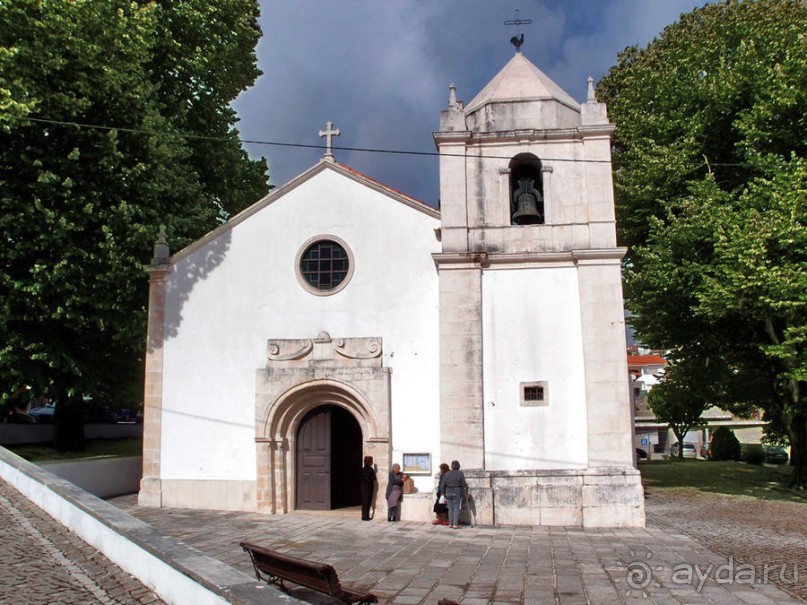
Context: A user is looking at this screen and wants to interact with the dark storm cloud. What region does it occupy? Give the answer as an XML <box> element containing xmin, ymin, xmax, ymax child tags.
<box><xmin>233</xmin><ymin>0</ymin><xmax>711</xmax><ymax>206</ymax></box>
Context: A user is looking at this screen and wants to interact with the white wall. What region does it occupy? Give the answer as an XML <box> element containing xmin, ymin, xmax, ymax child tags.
<box><xmin>482</xmin><ymin>267</ymin><xmax>589</xmax><ymax>470</ymax></box>
<box><xmin>161</xmin><ymin>167</ymin><xmax>441</xmax><ymax>484</ymax></box>
<box><xmin>40</xmin><ymin>457</ymin><xmax>142</xmax><ymax>498</ymax></box>
<box><xmin>0</xmin><ymin>449</ymin><xmax>249</xmax><ymax>605</ymax></box>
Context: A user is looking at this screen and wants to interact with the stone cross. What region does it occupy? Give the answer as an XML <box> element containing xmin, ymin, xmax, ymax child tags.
<box><xmin>318</xmin><ymin>121</ymin><xmax>341</xmax><ymax>160</ymax></box>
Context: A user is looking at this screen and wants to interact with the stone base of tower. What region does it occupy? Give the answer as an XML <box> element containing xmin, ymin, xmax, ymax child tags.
<box><xmin>458</xmin><ymin>468</ymin><xmax>645</xmax><ymax>528</ymax></box>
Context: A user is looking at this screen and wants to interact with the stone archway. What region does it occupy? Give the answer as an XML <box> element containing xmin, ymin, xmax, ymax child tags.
<box><xmin>254</xmin><ymin>332</ymin><xmax>391</xmax><ymax>514</ymax></box>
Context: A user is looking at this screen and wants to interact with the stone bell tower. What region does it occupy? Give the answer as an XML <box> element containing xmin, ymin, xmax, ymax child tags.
<box><xmin>432</xmin><ymin>51</ymin><xmax>645</xmax><ymax>527</ymax></box>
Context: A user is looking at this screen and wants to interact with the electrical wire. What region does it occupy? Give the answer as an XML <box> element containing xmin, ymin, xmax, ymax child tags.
<box><xmin>10</xmin><ymin>114</ymin><xmax>752</xmax><ymax>168</ymax></box>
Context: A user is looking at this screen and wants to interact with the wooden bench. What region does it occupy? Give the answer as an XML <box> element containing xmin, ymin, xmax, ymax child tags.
<box><xmin>240</xmin><ymin>541</ymin><xmax>377</xmax><ymax>604</ymax></box>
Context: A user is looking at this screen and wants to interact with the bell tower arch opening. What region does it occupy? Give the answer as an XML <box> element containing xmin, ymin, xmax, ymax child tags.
<box><xmin>509</xmin><ymin>153</ymin><xmax>544</xmax><ymax>225</ymax></box>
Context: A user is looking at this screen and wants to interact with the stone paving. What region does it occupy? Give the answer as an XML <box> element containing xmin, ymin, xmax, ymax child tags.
<box><xmin>645</xmin><ymin>488</ymin><xmax>807</xmax><ymax>601</ymax></box>
<box><xmin>0</xmin><ymin>479</ymin><xmax>165</xmax><ymax>605</ymax></box>
<box><xmin>3</xmin><ymin>467</ymin><xmax>804</xmax><ymax>605</ymax></box>
<box><xmin>108</xmin><ymin>495</ymin><xmax>803</xmax><ymax>605</ymax></box>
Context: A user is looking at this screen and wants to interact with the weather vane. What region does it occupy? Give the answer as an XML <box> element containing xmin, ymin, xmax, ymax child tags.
<box><xmin>504</xmin><ymin>9</ymin><xmax>532</xmax><ymax>52</ymax></box>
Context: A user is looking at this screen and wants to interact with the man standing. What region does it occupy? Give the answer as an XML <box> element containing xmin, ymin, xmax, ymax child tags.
<box><xmin>360</xmin><ymin>456</ymin><xmax>376</xmax><ymax>520</ymax></box>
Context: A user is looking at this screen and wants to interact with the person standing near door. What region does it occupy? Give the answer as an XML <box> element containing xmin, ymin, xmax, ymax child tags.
<box><xmin>385</xmin><ymin>463</ymin><xmax>406</xmax><ymax>521</ymax></box>
<box><xmin>360</xmin><ymin>456</ymin><xmax>376</xmax><ymax>520</ymax></box>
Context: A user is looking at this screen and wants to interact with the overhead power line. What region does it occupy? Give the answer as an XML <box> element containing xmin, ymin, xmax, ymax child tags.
<box><xmin>11</xmin><ymin>114</ymin><xmax>750</xmax><ymax>168</ymax></box>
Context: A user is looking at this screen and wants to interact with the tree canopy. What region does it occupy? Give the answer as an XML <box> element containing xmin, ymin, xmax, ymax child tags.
<box><xmin>598</xmin><ymin>0</ymin><xmax>806</xmax><ymax>482</ymax></box>
<box><xmin>0</xmin><ymin>0</ymin><xmax>268</xmax><ymax>426</ymax></box>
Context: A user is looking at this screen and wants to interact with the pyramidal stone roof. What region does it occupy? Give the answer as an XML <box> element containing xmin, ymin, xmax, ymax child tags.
<box><xmin>464</xmin><ymin>52</ymin><xmax>580</xmax><ymax>115</ymax></box>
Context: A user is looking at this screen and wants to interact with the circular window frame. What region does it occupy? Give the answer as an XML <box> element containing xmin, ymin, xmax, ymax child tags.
<box><xmin>294</xmin><ymin>235</ymin><xmax>355</xmax><ymax>297</ymax></box>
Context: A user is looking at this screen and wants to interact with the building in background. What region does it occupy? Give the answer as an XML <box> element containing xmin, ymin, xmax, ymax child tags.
<box><xmin>630</xmin><ymin>353</ymin><xmax>766</xmax><ymax>458</ymax></box>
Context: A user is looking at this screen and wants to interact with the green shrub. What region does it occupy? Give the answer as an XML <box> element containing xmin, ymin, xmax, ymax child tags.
<box><xmin>743</xmin><ymin>444</ymin><xmax>765</xmax><ymax>466</ymax></box>
<box><xmin>710</xmin><ymin>427</ymin><xmax>741</xmax><ymax>461</ymax></box>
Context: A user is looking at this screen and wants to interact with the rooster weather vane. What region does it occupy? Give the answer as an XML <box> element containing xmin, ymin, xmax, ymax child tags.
<box><xmin>504</xmin><ymin>9</ymin><xmax>532</xmax><ymax>52</ymax></box>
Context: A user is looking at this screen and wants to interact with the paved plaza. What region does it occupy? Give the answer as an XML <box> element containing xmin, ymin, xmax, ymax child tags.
<box><xmin>645</xmin><ymin>489</ymin><xmax>807</xmax><ymax>601</ymax></box>
<box><xmin>2</xmin><ymin>469</ymin><xmax>804</xmax><ymax>605</ymax></box>
<box><xmin>108</xmin><ymin>493</ymin><xmax>803</xmax><ymax>605</ymax></box>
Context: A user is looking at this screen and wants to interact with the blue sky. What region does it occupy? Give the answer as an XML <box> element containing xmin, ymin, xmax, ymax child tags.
<box><xmin>233</xmin><ymin>1</ymin><xmax>711</xmax><ymax>206</ymax></box>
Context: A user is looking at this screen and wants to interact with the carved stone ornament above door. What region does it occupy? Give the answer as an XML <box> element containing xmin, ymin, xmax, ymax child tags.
<box><xmin>266</xmin><ymin>332</ymin><xmax>383</xmax><ymax>368</ymax></box>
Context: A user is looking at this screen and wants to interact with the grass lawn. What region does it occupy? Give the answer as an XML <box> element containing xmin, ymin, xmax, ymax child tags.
<box><xmin>640</xmin><ymin>459</ymin><xmax>807</xmax><ymax>503</ymax></box>
<box><xmin>6</xmin><ymin>438</ymin><xmax>143</xmax><ymax>462</ymax></box>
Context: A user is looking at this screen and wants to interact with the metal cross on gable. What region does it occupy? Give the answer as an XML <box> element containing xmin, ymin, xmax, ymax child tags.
<box><xmin>504</xmin><ymin>8</ymin><xmax>532</xmax><ymax>52</ymax></box>
<box><xmin>318</xmin><ymin>121</ymin><xmax>341</xmax><ymax>160</ymax></box>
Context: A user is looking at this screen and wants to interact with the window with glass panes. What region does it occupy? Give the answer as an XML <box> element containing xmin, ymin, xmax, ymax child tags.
<box><xmin>300</xmin><ymin>240</ymin><xmax>349</xmax><ymax>290</ymax></box>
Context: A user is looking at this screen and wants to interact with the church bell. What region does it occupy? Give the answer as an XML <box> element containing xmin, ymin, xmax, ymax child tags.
<box><xmin>512</xmin><ymin>178</ymin><xmax>543</xmax><ymax>225</ymax></box>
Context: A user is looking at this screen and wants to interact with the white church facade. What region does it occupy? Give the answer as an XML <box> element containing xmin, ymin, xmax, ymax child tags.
<box><xmin>139</xmin><ymin>51</ymin><xmax>645</xmax><ymax>528</ymax></box>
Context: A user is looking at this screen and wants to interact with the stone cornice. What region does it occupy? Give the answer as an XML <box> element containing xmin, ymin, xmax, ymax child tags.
<box><xmin>433</xmin><ymin>248</ymin><xmax>627</xmax><ymax>269</ymax></box>
<box><xmin>577</xmin><ymin>124</ymin><xmax>615</xmax><ymax>137</ymax></box>
<box><xmin>433</xmin><ymin>124</ymin><xmax>615</xmax><ymax>147</ymax></box>
<box><xmin>143</xmin><ymin>263</ymin><xmax>173</xmax><ymax>282</ymax></box>
<box><xmin>572</xmin><ymin>248</ymin><xmax>627</xmax><ymax>264</ymax></box>
<box><xmin>486</xmin><ymin>251</ymin><xmax>574</xmax><ymax>268</ymax></box>
<box><xmin>432</xmin><ymin>130</ymin><xmax>472</xmax><ymax>146</ymax></box>
<box><xmin>431</xmin><ymin>252</ymin><xmax>489</xmax><ymax>269</ymax></box>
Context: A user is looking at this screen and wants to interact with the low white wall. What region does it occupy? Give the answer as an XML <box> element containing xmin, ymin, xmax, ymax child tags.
<box><xmin>0</xmin><ymin>423</ymin><xmax>142</xmax><ymax>445</ymax></box>
<box><xmin>40</xmin><ymin>456</ymin><xmax>142</xmax><ymax>498</ymax></box>
<box><xmin>0</xmin><ymin>447</ymin><xmax>296</xmax><ymax>605</ymax></box>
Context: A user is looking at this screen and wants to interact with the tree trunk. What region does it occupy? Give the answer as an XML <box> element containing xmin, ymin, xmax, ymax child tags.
<box><xmin>672</xmin><ymin>426</ymin><xmax>685</xmax><ymax>461</ymax></box>
<box><xmin>789</xmin><ymin>414</ymin><xmax>806</xmax><ymax>489</ymax></box>
<box><xmin>53</xmin><ymin>389</ymin><xmax>85</xmax><ymax>453</ymax></box>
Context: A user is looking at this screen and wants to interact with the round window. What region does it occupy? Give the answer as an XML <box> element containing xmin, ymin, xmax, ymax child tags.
<box><xmin>295</xmin><ymin>236</ymin><xmax>354</xmax><ymax>296</ymax></box>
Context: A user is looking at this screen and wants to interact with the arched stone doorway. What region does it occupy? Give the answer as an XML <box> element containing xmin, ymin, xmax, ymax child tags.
<box><xmin>296</xmin><ymin>404</ymin><xmax>363</xmax><ymax>510</ymax></box>
<box><xmin>255</xmin><ymin>378</ymin><xmax>390</xmax><ymax>514</ymax></box>
<box><xmin>254</xmin><ymin>333</ymin><xmax>391</xmax><ymax>515</ymax></box>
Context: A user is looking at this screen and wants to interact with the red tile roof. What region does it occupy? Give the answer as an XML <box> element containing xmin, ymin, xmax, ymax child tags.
<box><xmin>627</xmin><ymin>355</ymin><xmax>667</xmax><ymax>366</ymax></box>
<box><xmin>338</xmin><ymin>163</ymin><xmax>437</xmax><ymax>212</ymax></box>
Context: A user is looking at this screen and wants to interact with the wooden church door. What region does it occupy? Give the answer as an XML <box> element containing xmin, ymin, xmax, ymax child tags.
<box><xmin>296</xmin><ymin>408</ymin><xmax>332</xmax><ymax>510</ymax></box>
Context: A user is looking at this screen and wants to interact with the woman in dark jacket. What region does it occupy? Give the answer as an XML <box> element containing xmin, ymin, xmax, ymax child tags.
<box><xmin>442</xmin><ymin>460</ymin><xmax>468</xmax><ymax>529</ymax></box>
<box><xmin>433</xmin><ymin>463</ymin><xmax>450</xmax><ymax>525</ymax></box>
<box><xmin>385</xmin><ymin>463</ymin><xmax>406</xmax><ymax>521</ymax></box>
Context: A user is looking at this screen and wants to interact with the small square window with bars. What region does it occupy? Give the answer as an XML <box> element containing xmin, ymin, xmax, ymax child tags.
<box><xmin>520</xmin><ymin>381</ymin><xmax>549</xmax><ymax>407</ymax></box>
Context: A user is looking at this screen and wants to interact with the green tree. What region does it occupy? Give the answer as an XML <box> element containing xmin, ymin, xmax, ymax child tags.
<box><xmin>0</xmin><ymin>0</ymin><xmax>268</xmax><ymax>448</ymax></box>
<box><xmin>648</xmin><ymin>383</ymin><xmax>705</xmax><ymax>461</ymax></box>
<box><xmin>598</xmin><ymin>0</ymin><xmax>807</xmax><ymax>483</ymax></box>
<box><xmin>647</xmin><ymin>357</ymin><xmax>713</xmax><ymax>460</ymax></box>
<box><xmin>710</xmin><ymin>427</ymin><xmax>742</xmax><ymax>462</ymax></box>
